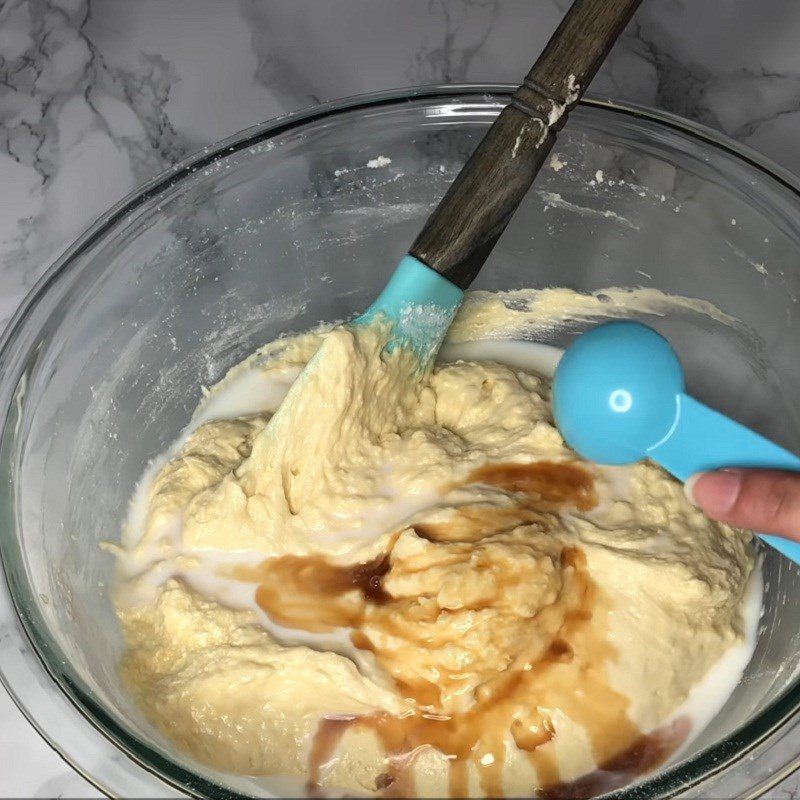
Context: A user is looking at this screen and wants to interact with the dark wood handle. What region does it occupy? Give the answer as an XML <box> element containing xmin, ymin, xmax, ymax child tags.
<box><xmin>410</xmin><ymin>0</ymin><xmax>643</xmax><ymax>289</ymax></box>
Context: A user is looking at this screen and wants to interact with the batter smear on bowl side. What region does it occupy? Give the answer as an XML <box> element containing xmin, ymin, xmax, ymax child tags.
<box><xmin>115</xmin><ymin>289</ymin><xmax>758</xmax><ymax>798</ymax></box>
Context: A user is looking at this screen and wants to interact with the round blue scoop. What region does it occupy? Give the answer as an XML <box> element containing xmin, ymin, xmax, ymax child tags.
<box><xmin>553</xmin><ymin>320</ymin><xmax>800</xmax><ymax>564</ymax></box>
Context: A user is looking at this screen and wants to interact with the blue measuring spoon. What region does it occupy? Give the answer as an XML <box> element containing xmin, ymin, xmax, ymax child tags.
<box><xmin>552</xmin><ymin>320</ymin><xmax>800</xmax><ymax>564</ymax></box>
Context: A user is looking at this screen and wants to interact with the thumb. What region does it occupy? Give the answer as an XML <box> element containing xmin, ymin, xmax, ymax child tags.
<box><xmin>686</xmin><ymin>469</ymin><xmax>800</xmax><ymax>540</ymax></box>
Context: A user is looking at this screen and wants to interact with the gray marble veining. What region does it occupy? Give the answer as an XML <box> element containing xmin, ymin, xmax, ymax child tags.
<box><xmin>2</xmin><ymin>0</ymin><xmax>800</xmax><ymax>796</ymax></box>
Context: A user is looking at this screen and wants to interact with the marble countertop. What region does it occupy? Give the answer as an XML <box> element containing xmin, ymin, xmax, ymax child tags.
<box><xmin>2</xmin><ymin>0</ymin><xmax>800</xmax><ymax>796</ymax></box>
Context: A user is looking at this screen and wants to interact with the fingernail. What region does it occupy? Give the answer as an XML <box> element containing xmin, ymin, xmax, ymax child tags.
<box><xmin>686</xmin><ymin>470</ymin><xmax>743</xmax><ymax>515</ymax></box>
<box><xmin>684</xmin><ymin>473</ymin><xmax>702</xmax><ymax>506</ymax></box>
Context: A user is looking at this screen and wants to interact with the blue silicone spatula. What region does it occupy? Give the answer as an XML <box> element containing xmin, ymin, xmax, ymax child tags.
<box><xmin>259</xmin><ymin>0</ymin><xmax>645</xmax><ymax>444</ymax></box>
<box><xmin>347</xmin><ymin>0</ymin><xmax>643</xmax><ymax>364</ymax></box>
<box><xmin>552</xmin><ymin>320</ymin><xmax>800</xmax><ymax>564</ymax></box>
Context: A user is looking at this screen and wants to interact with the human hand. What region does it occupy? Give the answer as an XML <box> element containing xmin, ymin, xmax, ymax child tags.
<box><xmin>686</xmin><ymin>470</ymin><xmax>800</xmax><ymax>539</ymax></box>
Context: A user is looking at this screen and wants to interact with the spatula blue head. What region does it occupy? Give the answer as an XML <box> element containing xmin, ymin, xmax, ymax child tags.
<box><xmin>352</xmin><ymin>256</ymin><xmax>464</xmax><ymax>367</ymax></box>
<box><xmin>552</xmin><ymin>320</ymin><xmax>800</xmax><ymax>563</ymax></box>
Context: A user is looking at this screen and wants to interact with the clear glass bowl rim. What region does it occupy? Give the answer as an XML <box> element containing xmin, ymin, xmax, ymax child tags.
<box><xmin>1</xmin><ymin>84</ymin><xmax>800</xmax><ymax>799</ymax></box>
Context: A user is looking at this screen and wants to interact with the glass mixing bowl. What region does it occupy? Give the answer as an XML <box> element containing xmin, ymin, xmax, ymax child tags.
<box><xmin>2</xmin><ymin>86</ymin><xmax>800</xmax><ymax>799</ymax></box>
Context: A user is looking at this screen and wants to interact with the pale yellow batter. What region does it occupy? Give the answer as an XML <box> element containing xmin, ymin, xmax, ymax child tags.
<box><xmin>116</xmin><ymin>288</ymin><xmax>754</xmax><ymax>798</ymax></box>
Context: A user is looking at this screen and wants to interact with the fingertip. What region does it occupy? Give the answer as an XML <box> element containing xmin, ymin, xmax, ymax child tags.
<box><xmin>686</xmin><ymin>470</ymin><xmax>744</xmax><ymax>516</ymax></box>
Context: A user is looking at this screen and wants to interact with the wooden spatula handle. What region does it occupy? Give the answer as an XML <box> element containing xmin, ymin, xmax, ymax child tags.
<box><xmin>409</xmin><ymin>0</ymin><xmax>643</xmax><ymax>289</ymax></box>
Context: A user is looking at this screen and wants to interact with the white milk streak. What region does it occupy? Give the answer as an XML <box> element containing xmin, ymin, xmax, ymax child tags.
<box><xmin>440</xmin><ymin>339</ymin><xmax>563</xmax><ymax>377</ymax></box>
<box><xmin>668</xmin><ymin>563</ymin><xmax>763</xmax><ymax>739</ymax></box>
<box><xmin>193</xmin><ymin>366</ymin><xmax>302</xmax><ymax>428</ymax></box>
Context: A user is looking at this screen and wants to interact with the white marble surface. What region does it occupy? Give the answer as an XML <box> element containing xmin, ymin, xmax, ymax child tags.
<box><xmin>2</xmin><ymin>0</ymin><xmax>800</xmax><ymax>796</ymax></box>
